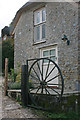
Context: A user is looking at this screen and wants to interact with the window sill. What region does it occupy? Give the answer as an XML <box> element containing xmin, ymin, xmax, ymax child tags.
<box><xmin>33</xmin><ymin>40</ymin><xmax>46</xmax><ymax>45</ymax></box>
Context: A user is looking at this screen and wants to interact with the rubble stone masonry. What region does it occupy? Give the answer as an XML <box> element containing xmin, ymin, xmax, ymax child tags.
<box><xmin>14</xmin><ymin>2</ymin><xmax>79</xmax><ymax>92</ymax></box>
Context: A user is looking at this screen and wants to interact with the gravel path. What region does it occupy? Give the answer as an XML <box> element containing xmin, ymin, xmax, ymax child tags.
<box><xmin>0</xmin><ymin>77</ymin><xmax>40</xmax><ymax>119</ymax></box>
<box><xmin>0</xmin><ymin>76</ymin><xmax>2</xmax><ymax>119</ymax></box>
<box><xmin>0</xmin><ymin>88</ymin><xmax>2</xmax><ymax>119</ymax></box>
<box><xmin>2</xmin><ymin>95</ymin><xmax>39</xmax><ymax>118</ymax></box>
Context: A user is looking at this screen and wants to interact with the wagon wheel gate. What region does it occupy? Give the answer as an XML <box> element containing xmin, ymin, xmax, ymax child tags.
<box><xmin>27</xmin><ymin>58</ymin><xmax>64</xmax><ymax>110</ymax></box>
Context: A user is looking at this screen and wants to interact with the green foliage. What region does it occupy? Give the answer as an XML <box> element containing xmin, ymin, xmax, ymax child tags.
<box><xmin>2</xmin><ymin>38</ymin><xmax>14</xmax><ymax>73</ymax></box>
<box><xmin>8</xmin><ymin>68</ymin><xmax>33</xmax><ymax>89</ymax></box>
<box><xmin>47</xmin><ymin>112</ymin><xmax>67</xmax><ymax>118</ymax></box>
<box><xmin>46</xmin><ymin>112</ymin><xmax>80</xmax><ymax>119</ymax></box>
<box><xmin>8</xmin><ymin>68</ymin><xmax>17</xmax><ymax>82</ymax></box>
<box><xmin>8</xmin><ymin>81</ymin><xmax>21</xmax><ymax>89</ymax></box>
<box><xmin>16</xmin><ymin>96</ymin><xmax>20</xmax><ymax>102</ymax></box>
<box><xmin>16</xmin><ymin>94</ymin><xmax>21</xmax><ymax>102</ymax></box>
<box><xmin>8</xmin><ymin>65</ymin><xmax>21</xmax><ymax>89</ymax></box>
<box><xmin>32</xmin><ymin>109</ymin><xmax>80</xmax><ymax>119</ymax></box>
<box><xmin>8</xmin><ymin>67</ymin><xmax>21</xmax><ymax>89</ymax></box>
<box><xmin>16</xmin><ymin>67</ymin><xmax>21</xmax><ymax>83</ymax></box>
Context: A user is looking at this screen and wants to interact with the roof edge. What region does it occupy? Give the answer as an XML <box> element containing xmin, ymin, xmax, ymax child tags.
<box><xmin>10</xmin><ymin>2</ymin><xmax>33</xmax><ymax>34</ymax></box>
<box><xmin>10</xmin><ymin>0</ymin><xmax>78</xmax><ymax>34</ymax></box>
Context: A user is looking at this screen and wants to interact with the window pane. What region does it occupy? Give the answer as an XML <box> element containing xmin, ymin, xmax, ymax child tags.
<box><xmin>37</xmin><ymin>26</ymin><xmax>40</xmax><ymax>40</ymax></box>
<box><xmin>50</xmin><ymin>49</ymin><xmax>55</xmax><ymax>56</ymax></box>
<box><xmin>42</xmin><ymin>9</ymin><xmax>46</xmax><ymax>21</ymax></box>
<box><xmin>43</xmin><ymin>59</ymin><xmax>49</xmax><ymax>63</ymax></box>
<box><xmin>37</xmin><ymin>12</ymin><xmax>40</xmax><ymax>24</ymax></box>
<box><xmin>50</xmin><ymin>56</ymin><xmax>56</xmax><ymax>62</ymax></box>
<box><xmin>34</xmin><ymin>27</ymin><xmax>36</xmax><ymax>41</ymax></box>
<box><xmin>42</xmin><ymin>24</ymin><xmax>45</xmax><ymax>39</ymax></box>
<box><xmin>43</xmin><ymin>51</ymin><xmax>48</xmax><ymax>57</ymax></box>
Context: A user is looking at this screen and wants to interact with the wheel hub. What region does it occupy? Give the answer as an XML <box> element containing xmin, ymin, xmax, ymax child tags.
<box><xmin>40</xmin><ymin>81</ymin><xmax>47</xmax><ymax>86</ymax></box>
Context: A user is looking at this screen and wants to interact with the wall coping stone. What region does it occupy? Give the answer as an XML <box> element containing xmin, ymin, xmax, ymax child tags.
<box><xmin>7</xmin><ymin>89</ymin><xmax>21</xmax><ymax>92</ymax></box>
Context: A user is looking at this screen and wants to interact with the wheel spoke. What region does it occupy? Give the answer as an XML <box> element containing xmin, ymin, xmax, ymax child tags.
<box><xmin>45</xmin><ymin>87</ymin><xmax>48</xmax><ymax>94</ymax></box>
<box><xmin>45</xmin><ymin>60</ymin><xmax>50</xmax><ymax>81</ymax></box>
<box><xmin>28</xmin><ymin>58</ymin><xmax>64</xmax><ymax>109</ymax></box>
<box><xmin>31</xmin><ymin>82</ymin><xmax>40</xmax><ymax>85</ymax></box>
<box><xmin>45</xmin><ymin>66</ymin><xmax>56</xmax><ymax>81</ymax></box>
<box><xmin>29</xmin><ymin>85</ymin><xmax>41</xmax><ymax>92</ymax></box>
<box><xmin>47</xmin><ymin>74</ymin><xmax>60</xmax><ymax>83</ymax></box>
<box><xmin>44</xmin><ymin>86</ymin><xmax>51</xmax><ymax>95</ymax></box>
<box><xmin>42</xmin><ymin>59</ymin><xmax>44</xmax><ymax>81</ymax></box>
<box><xmin>47</xmin><ymin>83</ymin><xmax>62</xmax><ymax>86</ymax></box>
<box><xmin>41</xmin><ymin>86</ymin><xmax>44</xmax><ymax>94</ymax></box>
<box><xmin>47</xmin><ymin>86</ymin><xmax>60</xmax><ymax>96</ymax></box>
<box><xmin>37</xmin><ymin>61</ymin><xmax>43</xmax><ymax>79</ymax></box>
<box><xmin>36</xmin><ymin>86</ymin><xmax>41</xmax><ymax>94</ymax></box>
<box><xmin>30</xmin><ymin>73</ymin><xmax>39</xmax><ymax>81</ymax></box>
<box><xmin>32</xmin><ymin>67</ymin><xmax>41</xmax><ymax>82</ymax></box>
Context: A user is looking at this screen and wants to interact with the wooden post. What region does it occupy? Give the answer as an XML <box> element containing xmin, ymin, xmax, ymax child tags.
<box><xmin>21</xmin><ymin>64</ymin><xmax>28</xmax><ymax>106</ymax></box>
<box><xmin>4</xmin><ymin>58</ymin><xmax>8</xmax><ymax>96</ymax></box>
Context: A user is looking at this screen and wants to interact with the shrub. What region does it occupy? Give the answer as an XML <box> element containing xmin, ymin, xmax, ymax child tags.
<box><xmin>8</xmin><ymin>66</ymin><xmax>33</xmax><ymax>89</ymax></box>
<box><xmin>8</xmin><ymin>82</ymin><xmax>21</xmax><ymax>89</ymax></box>
<box><xmin>2</xmin><ymin>38</ymin><xmax>14</xmax><ymax>73</ymax></box>
<box><xmin>8</xmin><ymin>68</ymin><xmax>17</xmax><ymax>82</ymax></box>
<box><xmin>16</xmin><ymin>68</ymin><xmax>21</xmax><ymax>83</ymax></box>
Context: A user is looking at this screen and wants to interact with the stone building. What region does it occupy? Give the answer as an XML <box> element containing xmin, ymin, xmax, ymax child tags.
<box><xmin>0</xmin><ymin>37</ymin><xmax>2</xmax><ymax>74</ymax></box>
<box><xmin>11</xmin><ymin>1</ymin><xmax>80</xmax><ymax>92</ymax></box>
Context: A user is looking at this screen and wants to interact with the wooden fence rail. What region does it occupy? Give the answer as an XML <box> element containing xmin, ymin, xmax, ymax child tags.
<box><xmin>4</xmin><ymin>58</ymin><xmax>8</xmax><ymax>96</ymax></box>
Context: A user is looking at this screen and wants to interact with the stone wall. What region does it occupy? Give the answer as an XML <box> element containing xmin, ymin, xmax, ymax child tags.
<box><xmin>7</xmin><ymin>90</ymin><xmax>80</xmax><ymax>113</ymax></box>
<box><xmin>78</xmin><ymin>3</ymin><xmax>80</xmax><ymax>84</ymax></box>
<box><xmin>14</xmin><ymin>2</ymin><xmax>78</xmax><ymax>92</ymax></box>
<box><xmin>0</xmin><ymin>37</ymin><xmax>2</xmax><ymax>74</ymax></box>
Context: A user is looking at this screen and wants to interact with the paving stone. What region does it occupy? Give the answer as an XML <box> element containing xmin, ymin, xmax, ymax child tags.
<box><xmin>2</xmin><ymin>94</ymin><xmax>39</xmax><ymax>118</ymax></box>
<box><xmin>5</xmin><ymin>104</ymin><xmax>21</xmax><ymax>110</ymax></box>
<box><xmin>0</xmin><ymin>79</ymin><xmax>2</xmax><ymax>120</ymax></box>
<box><xmin>0</xmin><ymin>77</ymin><xmax>39</xmax><ymax>118</ymax></box>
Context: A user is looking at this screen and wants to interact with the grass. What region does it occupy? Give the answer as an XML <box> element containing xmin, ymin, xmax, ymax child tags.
<box><xmin>31</xmin><ymin>108</ymin><xmax>80</xmax><ymax>119</ymax></box>
<box><xmin>47</xmin><ymin>112</ymin><xmax>79</xmax><ymax>119</ymax></box>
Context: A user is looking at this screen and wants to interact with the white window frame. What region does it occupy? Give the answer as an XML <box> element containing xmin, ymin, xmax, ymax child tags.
<box><xmin>34</xmin><ymin>7</ymin><xmax>46</xmax><ymax>43</ymax></box>
<box><xmin>40</xmin><ymin>46</ymin><xmax>59</xmax><ymax>88</ymax></box>
<box><xmin>40</xmin><ymin>46</ymin><xmax>58</xmax><ymax>65</ymax></box>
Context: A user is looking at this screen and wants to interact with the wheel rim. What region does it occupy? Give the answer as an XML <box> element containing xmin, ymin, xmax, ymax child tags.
<box><xmin>28</xmin><ymin>58</ymin><xmax>64</xmax><ymax>110</ymax></box>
